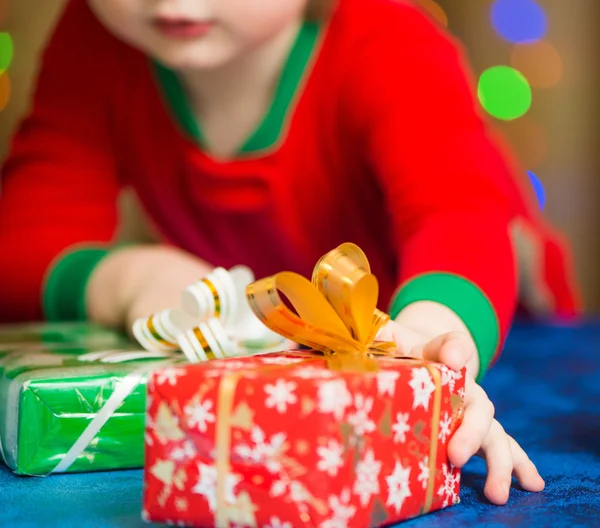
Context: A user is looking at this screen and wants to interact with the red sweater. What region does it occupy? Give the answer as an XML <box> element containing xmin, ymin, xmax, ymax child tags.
<box><xmin>0</xmin><ymin>0</ymin><xmax>570</xmax><ymax>377</ymax></box>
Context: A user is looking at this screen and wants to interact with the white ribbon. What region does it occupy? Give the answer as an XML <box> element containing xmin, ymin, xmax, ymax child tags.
<box><xmin>51</xmin><ymin>355</ymin><xmax>179</xmax><ymax>474</ymax></box>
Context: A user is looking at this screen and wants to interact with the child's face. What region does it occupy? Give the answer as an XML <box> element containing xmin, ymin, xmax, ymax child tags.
<box><xmin>88</xmin><ymin>0</ymin><xmax>309</xmax><ymax>70</ymax></box>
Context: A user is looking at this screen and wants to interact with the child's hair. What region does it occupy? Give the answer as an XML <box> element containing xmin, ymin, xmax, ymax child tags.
<box><xmin>305</xmin><ymin>0</ymin><xmax>336</xmax><ymax>21</ymax></box>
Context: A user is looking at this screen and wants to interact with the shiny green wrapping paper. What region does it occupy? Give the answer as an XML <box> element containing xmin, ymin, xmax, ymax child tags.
<box><xmin>0</xmin><ymin>323</ymin><xmax>172</xmax><ymax>475</ymax></box>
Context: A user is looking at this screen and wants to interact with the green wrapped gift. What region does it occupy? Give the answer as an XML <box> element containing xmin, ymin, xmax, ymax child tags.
<box><xmin>0</xmin><ymin>323</ymin><xmax>178</xmax><ymax>475</ymax></box>
<box><xmin>0</xmin><ymin>322</ymin><xmax>133</xmax><ymax>352</ymax></box>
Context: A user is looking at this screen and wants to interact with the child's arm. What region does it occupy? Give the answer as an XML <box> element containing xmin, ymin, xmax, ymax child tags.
<box><xmin>0</xmin><ymin>1</ymin><xmax>123</xmax><ymax>322</ymax></box>
<box><xmin>345</xmin><ymin>2</ymin><xmax>517</xmax><ymax>381</ymax></box>
<box><xmin>0</xmin><ymin>1</ymin><xmax>205</xmax><ymax>325</ymax></box>
<box><xmin>344</xmin><ymin>2</ymin><xmax>542</xmax><ymax>503</ymax></box>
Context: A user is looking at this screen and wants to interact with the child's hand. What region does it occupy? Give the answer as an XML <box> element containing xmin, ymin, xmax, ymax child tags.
<box><xmin>87</xmin><ymin>245</ymin><xmax>213</xmax><ymax>330</ymax></box>
<box><xmin>378</xmin><ymin>315</ymin><xmax>545</xmax><ymax>505</ymax></box>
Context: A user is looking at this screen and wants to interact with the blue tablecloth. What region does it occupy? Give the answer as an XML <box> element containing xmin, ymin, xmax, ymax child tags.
<box><xmin>3</xmin><ymin>321</ymin><xmax>600</xmax><ymax>527</ymax></box>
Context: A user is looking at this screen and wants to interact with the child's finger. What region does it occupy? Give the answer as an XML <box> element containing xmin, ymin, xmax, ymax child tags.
<box><xmin>481</xmin><ymin>420</ymin><xmax>513</xmax><ymax>505</ymax></box>
<box><xmin>418</xmin><ymin>332</ymin><xmax>474</xmax><ymax>371</ymax></box>
<box><xmin>376</xmin><ymin>321</ymin><xmax>425</xmax><ymax>357</ymax></box>
<box><xmin>447</xmin><ymin>378</ymin><xmax>494</xmax><ymax>468</ymax></box>
<box><xmin>509</xmin><ymin>436</ymin><xmax>545</xmax><ymax>492</ymax></box>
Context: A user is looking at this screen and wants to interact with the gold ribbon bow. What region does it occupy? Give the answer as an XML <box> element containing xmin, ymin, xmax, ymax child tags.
<box><xmin>214</xmin><ymin>243</ymin><xmax>447</xmax><ymax>526</ymax></box>
<box><xmin>246</xmin><ymin>243</ymin><xmax>397</xmax><ymax>371</ymax></box>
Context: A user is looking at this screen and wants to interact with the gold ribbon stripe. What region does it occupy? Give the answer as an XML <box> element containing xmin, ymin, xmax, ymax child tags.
<box><xmin>201</xmin><ymin>278</ymin><xmax>222</xmax><ymax>318</ymax></box>
<box><xmin>216</xmin><ymin>372</ymin><xmax>241</xmax><ymax>528</ymax></box>
<box><xmin>146</xmin><ymin>318</ymin><xmax>174</xmax><ymax>347</ymax></box>
<box><xmin>192</xmin><ymin>327</ymin><xmax>218</xmax><ymax>361</ymax></box>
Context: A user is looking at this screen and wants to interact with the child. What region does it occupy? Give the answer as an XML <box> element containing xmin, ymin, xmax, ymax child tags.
<box><xmin>0</xmin><ymin>0</ymin><xmax>567</xmax><ymax>505</ymax></box>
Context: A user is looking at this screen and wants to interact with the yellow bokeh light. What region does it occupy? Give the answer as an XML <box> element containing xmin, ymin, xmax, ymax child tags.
<box><xmin>510</xmin><ymin>40</ymin><xmax>563</xmax><ymax>89</ymax></box>
<box><xmin>416</xmin><ymin>0</ymin><xmax>448</xmax><ymax>27</ymax></box>
<box><xmin>0</xmin><ymin>73</ymin><xmax>11</xmax><ymax>112</ymax></box>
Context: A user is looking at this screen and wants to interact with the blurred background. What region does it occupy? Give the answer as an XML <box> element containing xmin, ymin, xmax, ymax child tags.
<box><xmin>1</xmin><ymin>0</ymin><xmax>599</xmax><ymax>310</ymax></box>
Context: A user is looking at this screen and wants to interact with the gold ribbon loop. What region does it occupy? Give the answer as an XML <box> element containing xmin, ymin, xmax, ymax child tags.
<box><xmin>246</xmin><ymin>243</ymin><xmax>397</xmax><ymax>367</ymax></box>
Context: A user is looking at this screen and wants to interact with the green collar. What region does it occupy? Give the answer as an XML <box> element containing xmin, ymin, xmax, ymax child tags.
<box><xmin>152</xmin><ymin>22</ymin><xmax>321</xmax><ymax>157</ymax></box>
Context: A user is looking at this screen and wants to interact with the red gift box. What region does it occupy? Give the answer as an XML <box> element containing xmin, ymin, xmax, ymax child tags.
<box><xmin>142</xmin><ymin>351</ymin><xmax>465</xmax><ymax>527</ymax></box>
<box><xmin>143</xmin><ymin>243</ymin><xmax>467</xmax><ymax>526</ymax></box>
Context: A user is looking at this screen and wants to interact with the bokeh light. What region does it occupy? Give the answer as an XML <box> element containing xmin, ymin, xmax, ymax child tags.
<box><xmin>510</xmin><ymin>40</ymin><xmax>563</xmax><ymax>89</ymax></box>
<box><xmin>478</xmin><ymin>66</ymin><xmax>532</xmax><ymax>121</ymax></box>
<box><xmin>416</xmin><ymin>0</ymin><xmax>448</xmax><ymax>27</ymax></box>
<box><xmin>527</xmin><ymin>171</ymin><xmax>546</xmax><ymax>210</ymax></box>
<box><xmin>491</xmin><ymin>0</ymin><xmax>547</xmax><ymax>44</ymax></box>
<box><xmin>0</xmin><ymin>73</ymin><xmax>10</xmax><ymax>112</ymax></box>
<box><xmin>0</xmin><ymin>33</ymin><xmax>13</xmax><ymax>75</ymax></box>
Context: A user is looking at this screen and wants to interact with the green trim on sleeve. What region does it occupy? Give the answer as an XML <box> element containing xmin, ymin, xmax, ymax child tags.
<box><xmin>43</xmin><ymin>248</ymin><xmax>110</xmax><ymax>322</ymax></box>
<box><xmin>389</xmin><ymin>272</ymin><xmax>500</xmax><ymax>383</ymax></box>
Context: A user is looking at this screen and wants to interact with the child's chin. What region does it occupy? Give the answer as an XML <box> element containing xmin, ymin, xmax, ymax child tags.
<box><xmin>151</xmin><ymin>40</ymin><xmax>237</xmax><ymax>71</ymax></box>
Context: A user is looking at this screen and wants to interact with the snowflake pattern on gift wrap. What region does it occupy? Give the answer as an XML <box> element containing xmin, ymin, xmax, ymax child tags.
<box><xmin>438</xmin><ymin>412</ymin><xmax>452</xmax><ymax>444</ymax></box>
<box><xmin>317</xmin><ymin>379</ymin><xmax>353</xmax><ymax>420</ymax></box>
<box><xmin>226</xmin><ymin>492</ymin><xmax>259</xmax><ymax>528</ymax></box>
<box><xmin>409</xmin><ymin>367</ymin><xmax>436</xmax><ymax>411</ymax></box>
<box><xmin>265</xmin><ymin>379</ymin><xmax>298</xmax><ymax>413</ymax></box>
<box><xmin>269</xmin><ymin>475</ymin><xmax>311</xmax><ymax>503</ymax></box>
<box><xmin>386</xmin><ymin>461</ymin><xmax>412</xmax><ymax>513</ymax></box>
<box><xmin>165</xmin><ymin>520</ymin><xmax>186</xmax><ymax>527</ymax></box>
<box><xmin>264</xmin><ymin>517</ymin><xmax>293</xmax><ymax>528</ymax></box>
<box><xmin>376</xmin><ymin>370</ymin><xmax>400</xmax><ymax>397</ymax></box>
<box><xmin>256</xmin><ymin>356</ymin><xmax>305</xmax><ymax>365</ymax></box>
<box><xmin>320</xmin><ymin>488</ymin><xmax>357</xmax><ymax>528</ymax></box>
<box><xmin>174</xmin><ymin>497</ymin><xmax>188</xmax><ymax>512</ymax></box>
<box><xmin>391</xmin><ymin>412</ymin><xmax>410</xmax><ymax>444</ymax></box>
<box><xmin>192</xmin><ymin>462</ymin><xmax>240</xmax><ymax>512</ymax></box>
<box><xmin>155</xmin><ymin>367</ymin><xmax>185</xmax><ymax>386</ymax></box>
<box><xmin>235</xmin><ymin>426</ymin><xmax>287</xmax><ymax>475</ymax></box>
<box><xmin>347</xmin><ymin>394</ymin><xmax>375</xmax><ymax>436</ymax></box>
<box><xmin>211</xmin><ymin>360</ymin><xmax>251</xmax><ymax>371</ymax></box>
<box><xmin>353</xmin><ymin>449</ymin><xmax>382</xmax><ymax>507</ymax></box>
<box><xmin>417</xmin><ymin>456</ymin><xmax>429</xmax><ymax>490</ymax></box>
<box><xmin>293</xmin><ymin>366</ymin><xmax>334</xmax><ymax>379</ymax></box>
<box><xmin>145</xmin><ymin>425</ymin><xmax>154</xmax><ymax>447</ymax></box>
<box><xmin>184</xmin><ymin>397</ymin><xmax>216</xmax><ymax>432</ymax></box>
<box><xmin>317</xmin><ymin>439</ymin><xmax>344</xmax><ymax>477</ymax></box>
<box><xmin>289</xmin><ymin>481</ymin><xmax>312</xmax><ymax>503</ymax></box>
<box><xmin>146</xmin><ymin>391</ymin><xmax>154</xmax><ymax>412</ymax></box>
<box><xmin>170</xmin><ymin>440</ymin><xmax>197</xmax><ymax>463</ymax></box>
<box><xmin>270</xmin><ymin>478</ymin><xmax>288</xmax><ymax>498</ymax></box>
<box><xmin>439</xmin><ymin>365</ymin><xmax>462</xmax><ymax>394</ymax></box>
<box><xmin>437</xmin><ymin>463</ymin><xmax>460</xmax><ymax>507</ymax></box>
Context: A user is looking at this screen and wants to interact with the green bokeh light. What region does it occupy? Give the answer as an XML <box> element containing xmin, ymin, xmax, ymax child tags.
<box><xmin>0</xmin><ymin>33</ymin><xmax>13</xmax><ymax>74</ymax></box>
<box><xmin>477</xmin><ymin>65</ymin><xmax>532</xmax><ymax>121</ymax></box>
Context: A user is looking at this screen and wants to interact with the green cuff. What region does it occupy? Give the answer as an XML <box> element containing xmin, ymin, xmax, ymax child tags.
<box><xmin>389</xmin><ymin>273</ymin><xmax>500</xmax><ymax>383</ymax></box>
<box><xmin>43</xmin><ymin>247</ymin><xmax>110</xmax><ymax>322</ymax></box>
